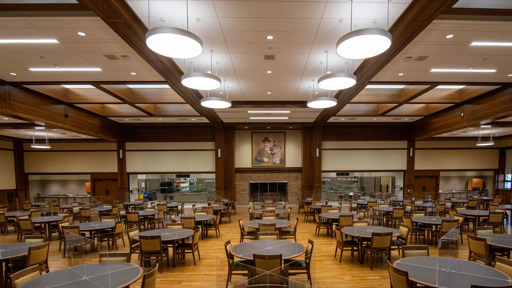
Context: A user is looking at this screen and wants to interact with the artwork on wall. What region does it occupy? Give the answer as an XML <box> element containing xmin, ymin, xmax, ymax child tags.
<box><xmin>252</xmin><ymin>132</ymin><xmax>285</xmax><ymax>167</ymax></box>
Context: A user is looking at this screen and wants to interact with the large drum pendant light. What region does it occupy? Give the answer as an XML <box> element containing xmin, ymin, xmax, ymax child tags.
<box><xmin>182</xmin><ymin>50</ymin><xmax>222</xmax><ymax>90</ymax></box>
<box><xmin>318</xmin><ymin>51</ymin><xmax>356</xmax><ymax>90</ymax></box>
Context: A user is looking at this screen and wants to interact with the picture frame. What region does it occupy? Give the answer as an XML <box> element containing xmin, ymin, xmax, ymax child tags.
<box><xmin>252</xmin><ymin>132</ymin><xmax>286</xmax><ymax>167</ymax></box>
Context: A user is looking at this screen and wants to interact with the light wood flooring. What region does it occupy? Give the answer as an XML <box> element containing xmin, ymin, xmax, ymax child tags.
<box><xmin>1</xmin><ymin>207</ymin><xmax>510</xmax><ymax>288</ymax></box>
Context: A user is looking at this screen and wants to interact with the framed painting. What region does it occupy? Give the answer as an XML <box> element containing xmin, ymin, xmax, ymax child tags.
<box><xmin>252</xmin><ymin>132</ymin><xmax>285</xmax><ymax>167</ymax></box>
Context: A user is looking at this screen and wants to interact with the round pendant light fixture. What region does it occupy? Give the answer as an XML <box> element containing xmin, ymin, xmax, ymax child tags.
<box><xmin>336</xmin><ymin>0</ymin><xmax>392</xmax><ymax>60</ymax></box>
<box><xmin>307</xmin><ymin>80</ymin><xmax>338</xmax><ymax>109</ymax></box>
<box><xmin>31</xmin><ymin>133</ymin><xmax>51</xmax><ymax>149</ymax></box>
<box><xmin>200</xmin><ymin>80</ymin><xmax>231</xmax><ymax>109</ymax></box>
<box><xmin>318</xmin><ymin>51</ymin><xmax>356</xmax><ymax>90</ymax></box>
<box><xmin>182</xmin><ymin>50</ymin><xmax>222</xmax><ymax>90</ymax></box>
<box><xmin>145</xmin><ymin>0</ymin><xmax>203</xmax><ymax>59</ymax></box>
<box><xmin>146</xmin><ymin>26</ymin><xmax>203</xmax><ymax>59</ymax></box>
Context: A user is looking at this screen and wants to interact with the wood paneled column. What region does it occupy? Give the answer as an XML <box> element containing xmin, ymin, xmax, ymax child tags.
<box><xmin>302</xmin><ymin>126</ymin><xmax>322</xmax><ymax>200</ymax></box>
<box><xmin>117</xmin><ymin>141</ymin><xmax>128</xmax><ymax>202</ymax></box>
<box><xmin>13</xmin><ymin>140</ymin><xmax>28</xmax><ymax>203</ymax></box>
<box><xmin>215</xmin><ymin>127</ymin><xmax>235</xmax><ymax>201</ymax></box>
<box><xmin>404</xmin><ymin>140</ymin><xmax>415</xmax><ymax>199</ymax></box>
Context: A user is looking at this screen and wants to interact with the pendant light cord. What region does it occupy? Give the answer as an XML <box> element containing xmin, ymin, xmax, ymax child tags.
<box><xmin>350</xmin><ymin>0</ymin><xmax>353</xmax><ymax>32</ymax></box>
<box><xmin>186</xmin><ymin>0</ymin><xmax>189</xmax><ymax>31</ymax></box>
<box><xmin>210</xmin><ymin>50</ymin><xmax>214</xmax><ymax>73</ymax></box>
<box><xmin>387</xmin><ymin>0</ymin><xmax>390</xmax><ymax>30</ymax></box>
<box><xmin>325</xmin><ymin>50</ymin><xmax>329</xmax><ymax>73</ymax></box>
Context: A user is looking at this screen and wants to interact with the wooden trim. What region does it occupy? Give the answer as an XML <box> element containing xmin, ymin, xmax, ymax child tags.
<box><xmin>117</xmin><ymin>142</ymin><xmax>128</xmax><ymax>202</ymax></box>
<box><xmin>13</xmin><ymin>141</ymin><xmax>28</xmax><ymax>202</ymax></box>
<box><xmin>0</xmin><ymin>148</ymin><xmax>13</xmax><ymax>152</ymax></box>
<box><xmin>231</xmin><ymin>101</ymin><xmax>308</xmax><ymax>108</ymax></box>
<box><xmin>322</xmin><ymin>170</ymin><xmax>406</xmax><ymax>172</ymax></box>
<box><xmin>314</xmin><ymin>0</ymin><xmax>460</xmax><ymax>124</ymax></box>
<box><xmin>125</xmin><ymin>149</ymin><xmax>215</xmax><ymax>152</ymax></box>
<box><xmin>236</xmin><ymin>167</ymin><xmax>302</xmax><ymax>173</ymax></box>
<box><xmin>24</xmin><ymin>150</ymin><xmax>117</xmax><ymax>153</ymax></box>
<box><xmin>322</xmin><ymin>148</ymin><xmax>407</xmax><ymax>151</ymax></box>
<box><xmin>122</xmin><ymin>125</ymin><xmax>215</xmax><ymax>142</ymax></box>
<box><xmin>126</xmin><ymin>171</ymin><xmax>215</xmax><ymax>175</ymax></box>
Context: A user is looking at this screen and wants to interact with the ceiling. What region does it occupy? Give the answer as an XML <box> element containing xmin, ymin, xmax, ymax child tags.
<box><xmin>0</xmin><ymin>0</ymin><xmax>511</xmax><ymax>141</ymax></box>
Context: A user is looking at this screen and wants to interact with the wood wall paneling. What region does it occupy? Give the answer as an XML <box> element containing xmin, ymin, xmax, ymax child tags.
<box><xmin>322</xmin><ymin>124</ymin><xmax>410</xmax><ymax>141</ymax></box>
<box><xmin>117</xmin><ymin>141</ymin><xmax>128</xmax><ymax>202</ymax></box>
<box><xmin>215</xmin><ymin>127</ymin><xmax>235</xmax><ymax>201</ymax></box>
<box><xmin>13</xmin><ymin>141</ymin><xmax>28</xmax><ymax>202</ymax></box>
<box><xmin>122</xmin><ymin>125</ymin><xmax>215</xmax><ymax>142</ymax></box>
<box><xmin>404</xmin><ymin>140</ymin><xmax>415</xmax><ymax>199</ymax></box>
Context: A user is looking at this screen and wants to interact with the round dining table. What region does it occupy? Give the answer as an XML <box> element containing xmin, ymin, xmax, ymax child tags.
<box><xmin>412</xmin><ymin>216</ymin><xmax>452</xmax><ymax>245</ymax></box>
<box><xmin>76</xmin><ymin>221</ymin><xmax>115</xmax><ymax>250</ymax></box>
<box><xmin>253</xmin><ymin>208</ymin><xmax>287</xmax><ymax>215</ymax></box>
<box><xmin>174</xmin><ymin>214</ymin><xmax>215</xmax><ymax>222</ymax></box>
<box><xmin>231</xmin><ymin>240</ymin><xmax>305</xmax><ymax>260</ymax></box>
<box><xmin>5</xmin><ymin>211</ymin><xmax>31</xmax><ymax>218</ymax></box>
<box><xmin>31</xmin><ymin>215</ymin><xmax>63</xmax><ymax>241</ymax></box>
<box><xmin>456</xmin><ymin>209</ymin><xmax>489</xmax><ymax>232</ymax></box>
<box><xmin>394</xmin><ymin>256</ymin><xmax>511</xmax><ymax>288</ymax></box>
<box><xmin>0</xmin><ymin>242</ymin><xmax>41</xmax><ymax>288</ymax></box>
<box><xmin>319</xmin><ymin>212</ymin><xmax>357</xmax><ymax>220</ymax></box>
<box><xmin>22</xmin><ymin>262</ymin><xmax>143</xmax><ymax>288</ymax></box>
<box><xmin>245</xmin><ymin>219</ymin><xmax>292</xmax><ymax>229</ymax></box>
<box><xmin>481</xmin><ymin>234</ymin><xmax>512</xmax><ymax>250</ymax></box>
<box><xmin>133</xmin><ymin>228</ymin><xmax>194</xmax><ymax>267</ymax></box>
<box><xmin>342</xmin><ymin>225</ymin><xmax>400</xmax><ymax>264</ymax></box>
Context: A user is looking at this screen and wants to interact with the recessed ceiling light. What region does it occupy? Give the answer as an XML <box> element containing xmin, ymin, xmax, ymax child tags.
<box><xmin>0</xmin><ymin>39</ymin><xmax>58</xmax><ymax>44</ymax></box>
<box><xmin>77</xmin><ymin>32</ymin><xmax>86</xmax><ymax>36</ymax></box>
<box><xmin>131</xmin><ymin>72</ymin><xmax>136</xmax><ymax>75</ymax></box>
<box><xmin>404</xmin><ymin>118</ymin><xmax>408</xmax><ymax>120</ymax></box>
<box><xmin>480</xmin><ymin>125</ymin><xmax>491</xmax><ymax>128</ymax></box>
<box><xmin>2</xmin><ymin>117</ymin><xmax>8</xmax><ymax>120</ymax></box>
<box><xmin>470</xmin><ymin>42</ymin><xmax>512</xmax><ymax>47</ymax></box>
<box><xmin>267</xmin><ymin>70</ymin><xmax>272</xmax><ymax>74</ymax></box>
<box><xmin>61</xmin><ymin>85</ymin><xmax>95</xmax><ymax>89</ymax></box>
<box><xmin>446</xmin><ymin>34</ymin><xmax>454</xmax><ymax>39</ymax></box>
<box><xmin>398</xmin><ymin>73</ymin><xmax>404</xmax><ymax>76</ymax></box>
<box><xmin>244</xmin><ymin>127</ymin><xmax>248</xmax><ymax>129</ymax></box>
<box><xmin>430</xmin><ymin>68</ymin><xmax>496</xmax><ymax>73</ymax></box>
<box><xmin>219</xmin><ymin>91</ymin><xmax>224</xmax><ymax>94</ymax></box>
<box><xmin>267</xmin><ymin>92</ymin><xmax>271</xmax><ymax>95</ymax></box>
<box><xmin>29</xmin><ymin>67</ymin><xmax>101</xmax><ymax>72</ymax></box>
<box><xmin>158</xmin><ymin>119</ymin><xmax>162</xmax><ymax>121</ymax></box>
<box><xmin>435</xmin><ymin>85</ymin><xmax>466</xmax><ymax>89</ymax></box>
<box><xmin>366</xmin><ymin>85</ymin><xmax>405</xmax><ymax>89</ymax></box>
<box><xmin>289</xmin><ymin>126</ymin><xmax>293</xmax><ymax>129</ymax></box>
<box><xmin>341</xmin><ymin>118</ymin><xmax>344</xmax><ymax>120</ymax></box>
<box><xmin>373</xmin><ymin>118</ymin><xmax>377</xmax><ymax>120</ymax></box>
<box><xmin>248</xmin><ymin>111</ymin><xmax>290</xmax><ymax>114</ymax></box>
<box><xmin>192</xmin><ymin>118</ymin><xmax>196</xmax><ymax>121</ymax></box>
<box><xmin>267</xmin><ymin>35</ymin><xmax>274</xmax><ymax>40</ymax></box>
<box><xmin>267</xmin><ymin>127</ymin><xmax>271</xmax><ymax>129</ymax></box>
<box><xmin>508</xmin><ymin>74</ymin><xmax>512</xmax><ymax>77</ymax></box>
<box><xmin>35</xmin><ymin>127</ymin><xmax>45</xmax><ymax>130</ymax></box>
<box><xmin>250</xmin><ymin>117</ymin><xmax>288</xmax><ymax>120</ymax></box>
<box><xmin>126</xmin><ymin>84</ymin><xmax>170</xmax><ymax>88</ymax></box>
<box><xmin>10</xmin><ymin>72</ymin><xmax>16</xmax><ymax>76</ymax></box>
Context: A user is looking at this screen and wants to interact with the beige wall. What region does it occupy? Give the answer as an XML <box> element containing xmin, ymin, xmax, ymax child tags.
<box><xmin>126</xmin><ymin>142</ymin><xmax>216</xmax><ymax>173</ymax></box>
<box><xmin>322</xmin><ymin>148</ymin><xmax>407</xmax><ymax>171</ymax></box>
<box><xmin>24</xmin><ymin>151</ymin><xmax>117</xmax><ymax>173</ymax></box>
<box><xmin>415</xmin><ymin>149</ymin><xmax>499</xmax><ymax>170</ymax></box>
<box><xmin>235</xmin><ymin>130</ymin><xmax>302</xmax><ymax>168</ymax></box>
<box><xmin>323</xmin><ymin>141</ymin><xmax>407</xmax><ymax>149</ymax></box>
<box><xmin>0</xmin><ymin>148</ymin><xmax>16</xmax><ymax>189</ymax></box>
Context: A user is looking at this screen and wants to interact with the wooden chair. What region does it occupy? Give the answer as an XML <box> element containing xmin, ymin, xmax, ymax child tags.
<box><xmin>280</xmin><ymin>217</ymin><xmax>298</xmax><ymax>242</ymax></box>
<box><xmin>224</xmin><ymin>239</ymin><xmax>250</xmax><ymax>287</ymax></box>
<box><xmin>8</xmin><ymin>265</ymin><xmax>41</xmax><ymax>288</ymax></box>
<box><xmin>337</xmin><ymin>214</ymin><xmax>354</xmax><ymax>230</ymax></box>
<box><xmin>180</xmin><ymin>216</ymin><xmax>197</xmax><ymax>230</ymax></box>
<box><xmin>401</xmin><ymin>245</ymin><xmax>430</xmax><ymax>258</ymax></box>
<box><xmin>100</xmin><ymin>215</ymin><xmax>117</xmax><ymax>222</ymax></box>
<box><xmin>0</xmin><ymin>213</ymin><xmax>8</xmax><ymax>234</ymax></box>
<box><xmin>238</xmin><ymin>218</ymin><xmax>256</xmax><ymax>243</ymax></box>
<box><xmin>165</xmin><ymin>222</ymin><xmax>183</xmax><ymax>229</ymax></box>
<box><xmin>139</xmin><ymin>235</ymin><xmax>169</xmax><ymax>273</ymax></box>
<box><xmin>369</xmin><ymin>207</ymin><xmax>384</xmax><ymax>226</ymax></box>
<box><xmin>287</xmin><ymin>239</ymin><xmax>314</xmax><ymax>286</ymax></box>
<box><xmin>220</xmin><ymin>205</ymin><xmax>232</xmax><ymax>223</ymax></box>
<box><xmin>9</xmin><ymin>241</ymin><xmax>50</xmax><ymax>280</ymax></box>
<box><xmin>468</xmin><ymin>234</ymin><xmax>491</xmax><ymax>266</ymax></box>
<box><xmin>79</xmin><ymin>208</ymin><xmax>91</xmax><ymax>223</ymax></box>
<box><xmin>314</xmin><ymin>213</ymin><xmax>331</xmax><ymax>236</ymax></box>
<box><xmin>250</xmin><ymin>254</ymin><xmax>286</xmax><ymax>287</ymax></box>
<box><xmin>364</xmin><ymin>232</ymin><xmax>392</xmax><ymax>270</ymax></box>
<box><xmin>126</xmin><ymin>211</ymin><xmax>143</xmax><ymax>231</ymax></box>
<box><xmin>17</xmin><ymin>218</ymin><xmax>42</xmax><ymax>242</ymax></box>
<box><xmin>99</xmin><ymin>252</ymin><xmax>131</xmax><ymax>263</ymax></box>
<box><xmin>476</xmin><ymin>226</ymin><xmax>495</xmax><ymax>236</ymax></box>
<box><xmin>387</xmin><ymin>260</ymin><xmax>413</xmax><ymax>288</ymax></box>
<box><xmin>494</xmin><ymin>256</ymin><xmax>512</xmax><ymax>278</ymax></box>
<box><xmin>204</xmin><ymin>213</ymin><xmax>221</xmax><ymax>238</ymax></box>
<box><xmin>402</xmin><ymin>216</ymin><xmax>425</xmax><ymax>244</ymax></box>
<box><xmin>126</xmin><ymin>228</ymin><xmax>140</xmax><ymax>257</ymax></box>
<box><xmin>176</xmin><ymin>228</ymin><xmax>201</xmax><ymax>265</ymax></box>
<box><xmin>484</xmin><ymin>211</ymin><xmax>505</xmax><ymax>233</ymax></box>
<box><xmin>148</xmin><ymin>210</ymin><xmax>165</xmax><ymax>230</ymax></box>
<box><xmin>303</xmin><ymin>205</ymin><xmax>314</xmax><ymax>222</ymax></box>
<box><xmin>258</xmin><ymin>223</ymin><xmax>277</xmax><ymax>233</ymax></box>
<box><xmin>335</xmin><ymin>228</ymin><xmax>358</xmax><ymax>262</ymax></box>
<box><xmin>141</xmin><ymin>263</ymin><xmax>159</xmax><ymax>288</ymax></box>
<box><xmin>97</xmin><ymin>220</ymin><xmax>125</xmax><ymax>250</ymax></box>
<box><xmin>388</xmin><ymin>208</ymin><xmax>405</xmax><ymax>228</ymax></box>
<box><xmin>256</xmin><ymin>231</ymin><xmax>279</xmax><ymax>240</ymax></box>
<box><xmin>433</xmin><ymin>219</ymin><xmax>459</xmax><ymax>243</ymax></box>
<box><xmin>392</xmin><ymin>224</ymin><xmax>410</xmax><ymax>256</ymax></box>
<box><xmin>61</xmin><ymin>225</ymin><xmax>89</xmax><ymax>258</ymax></box>
<box><xmin>297</xmin><ymin>198</ymin><xmax>305</xmax><ymax>214</ymax></box>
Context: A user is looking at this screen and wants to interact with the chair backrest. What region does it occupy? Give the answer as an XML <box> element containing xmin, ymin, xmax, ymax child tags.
<box><xmin>257</xmin><ymin>231</ymin><xmax>279</xmax><ymax>240</ymax></box>
<box><xmin>126</xmin><ymin>211</ymin><xmax>140</xmax><ymax>222</ymax></box>
<box><xmin>126</xmin><ymin>228</ymin><xmax>139</xmax><ymax>245</ymax></box>
<box><xmin>26</xmin><ymin>242</ymin><xmax>50</xmax><ymax>268</ymax></box>
<box><xmin>195</xmin><ymin>211</ymin><xmax>207</xmax><ymax>215</ymax></box>
<box><xmin>238</xmin><ymin>218</ymin><xmax>245</xmax><ymax>232</ymax></box>
<box><xmin>292</xmin><ymin>217</ymin><xmax>299</xmax><ymax>232</ymax></box>
<box><xmin>392</xmin><ymin>208</ymin><xmax>405</xmax><ymax>218</ymax></box>
<box><xmin>448</xmin><ymin>209</ymin><xmax>457</xmax><ymax>218</ymax></box>
<box><xmin>18</xmin><ymin>218</ymin><xmax>34</xmax><ymax>231</ymax></box>
<box><xmin>166</xmin><ymin>222</ymin><xmax>183</xmax><ymax>229</ymax></box>
<box><xmin>476</xmin><ymin>226</ymin><xmax>494</xmax><ymax>236</ymax></box>
<box><xmin>9</xmin><ymin>265</ymin><xmax>41</xmax><ymax>288</ymax></box>
<box><xmin>99</xmin><ymin>252</ymin><xmax>131</xmax><ymax>263</ymax></box>
<box><xmin>320</xmin><ymin>205</ymin><xmax>330</xmax><ymax>214</ymax></box>
<box><xmin>489</xmin><ymin>203</ymin><xmax>498</xmax><ymax>212</ymax></box>
<box><xmin>24</xmin><ymin>235</ymin><xmax>47</xmax><ymax>243</ymax></box>
<box><xmin>338</xmin><ymin>215</ymin><xmax>353</xmax><ymax>227</ymax></box>
<box><xmin>468</xmin><ymin>234</ymin><xmax>489</xmax><ymax>263</ymax></box>
<box><xmin>62</xmin><ymin>225</ymin><xmax>81</xmax><ymax>239</ymax></box>
<box><xmin>398</xmin><ymin>224</ymin><xmax>410</xmax><ymax>242</ymax></box>
<box><xmin>371</xmin><ymin>232</ymin><xmax>392</xmax><ymax>249</ymax></box>
<box><xmin>401</xmin><ymin>245</ymin><xmax>429</xmax><ymax>258</ymax></box>
<box><xmin>114</xmin><ymin>220</ymin><xmax>124</xmax><ymax>233</ymax></box>
<box><xmin>411</xmin><ymin>210</ymin><xmax>425</xmax><ymax>217</ymax></box>
<box><xmin>305</xmin><ymin>239</ymin><xmax>314</xmax><ymax>265</ymax></box>
<box><xmin>30</xmin><ymin>210</ymin><xmax>41</xmax><ymax>218</ymax></box>
<box><xmin>140</xmin><ymin>235</ymin><xmax>163</xmax><ymax>253</ymax></box>
<box><xmin>402</xmin><ymin>216</ymin><xmax>413</xmax><ymax>227</ymax></box>
<box><xmin>488</xmin><ymin>211</ymin><xmax>504</xmax><ymax>223</ymax></box>
<box><xmin>495</xmin><ymin>256</ymin><xmax>512</xmax><ymax>278</ymax></box>
<box><xmin>80</xmin><ymin>208</ymin><xmax>90</xmax><ymax>217</ymax></box>
<box><xmin>204</xmin><ymin>206</ymin><xmax>214</xmax><ymax>215</ymax></box>
<box><xmin>388</xmin><ymin>260</ymin><xmax>411</xmax><ymax>288</ymax></box>
<box><xmin>101</xmin><ymin>215</ymin><xmax>117</xmax><ymax>222</ymax></box>
<box><xmin>141</xmin><ymin>263</ymin><xmax>159</xmax><ymax>288</ymax></box>
<box><xmin>467</xmin><ymin>200</ymin><xmax>478</xmax><ymax>209</ymax></box>
<box><xmin>157</xmin><ymin>204</ymin><xmax>166</xmax><ymax>212</ymax></box>
<box><xmin>252</xmin><ymin>254</ymin><xmax>283</xmax><ymax>276</ymax></box>
<box><xmin>328</xmin><ymin>208</ymin><xmax>339</xmax><ymax>213</ymax></box>
<box><xmin>353</xmin><ymin>220</ymin><xmax>368</xmax><ymax>226</ymax></box>
<box><xmin>440</xmin><ymin>219</ymin><xmax>459</xmax><ymax>233</ymax></box>
<box><xmin>181</xmin><ymin>216</ymin><xmax>196</xmax><ymax>230</ymax></box>
<box><xmin>224</xmin><ymin>239</ymin><xmax>234</xmax><ymax>260</ymax></box>
<box><xmin>258</xmin><ymin>223</ymin><xmax>277</xmax><ymax>232</ymax></box>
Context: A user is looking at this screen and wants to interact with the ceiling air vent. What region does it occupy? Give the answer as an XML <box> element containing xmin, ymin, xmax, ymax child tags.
<box><xmin>179</xmin><ymin>118</ymin><xmax>190</xmax><ymax>121</ymax></box>
<box><xmin>263</xmin><ymin>54</ymin><xmax>275</xmax><ymax>60</ymax></box>
<box><xmin>103</xmin><ymin>54</ymin><xmax>120</xmax><ymax>60</ymax></box>
<box><xmin>402</xmin><ymin>56</ymin><xmax>413</xmax><ymax>62</ymax></box>
<box><xmin>347</xmin><ymin>117</ymin><xmax>357</xmax><ymax>121</ymax></box>
<box><xmin>129</xmin><ymin>118</ymin><xmax>142</xmax><ymax>121</ymax></box>
<box><xmin>414</xmin><ymin>56</ymin><xmax>429</xmax><ymax>61</ymax></box>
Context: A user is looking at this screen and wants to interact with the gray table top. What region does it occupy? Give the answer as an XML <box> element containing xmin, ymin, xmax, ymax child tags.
<box><xmin>395</xmin><ymin>256</ymin><xmax>511</xmax><ymax>288</ymax></box>
<box><xmin>60</xmin><ymin>204</ymin><xmax>81</xmax><ymax>209</ymax></box>
<box><xmin>231</xmin><ymin>240</ymin><xmax>305</xmax><ymax>260</ymax></box>
<box><xmin>0</xmin><ymin>242</ymin><xmax>41</xmax><ymax>260</ymax></box>
<box><xmin>481</xmin><ymin>234</ymin><xmax>512</xmax><ymax>249</ymax></box>
<box><xmin>175</xmin><ymin>214</ymin><xmax>215</xmax><ymax>222</ymax></box>
<box><xmin>22</xmin><ymin>263</ymin><xmax>143</xmax><ymax>288</ymax></box>
<box><xmin>31</xmin><ymin>216</ymin><xmax>63</xmax><ymax>223</ymax></box>
<box><xmin>341</xmin><ymin>225</ymin><xmax>400</xmax><ymax>238</ymax></box>
<box><xmin>415</xmin><ymin>203</ymin><xmax>436</xmax><ymax>207</ymax></box>
<box><xmin>309</xmin><ymin>205</ymin><xmax>335</xmax><ymax>209</ymax></box>
<box><xmin>245</xmin><ymin>219</ymin><xmax>292</xmax><ymax>229</ymax></box>
<box><xmin>320</xmin><ymin>212</ymin><xmax>357</xmax><ymax>220</ymax></box>
<box><xmin>374</xmin><ymin>207</ymin><xmax>410</xmax><ymax>213</ymax></box>
<box><xmin>412</xmin><ymin>216</ymin><xmax>453</xmax><ymax>225</ymax></box>
<box><xmin>199</xmin><ymin>206</ymin><xmax>226</xmax><ymax>211</ymax></box>
<box><xmin>498</xmin><ymin>205</ymin><xmax>512</xmax><ymax>210</ymax></box>
<box><xmin>253</xmin><ymin>209</ymin><xmax>287</xmax><ymax>214</ymax></box>
<box><xmin>451</xmin><ymin>200</ymin><xmax>468</xmax><ymax>203</ymax></box>
<box><xmin>77</xmin><ymin>221</ymin><xmax>115</xmax><ymax>231</ymax></box>
<box><xmin>137</xmin><ymin>210</ymin><xmax>158</xmax><ymax>217</ymax></box>
<box><xmin>456</xmin><ymin>210</ymin><xmax>489</xmax><ymax>216</ymax></box>
<box><xmin>132</xmin><ymin>228</ymin><xmax>194</xmax><ymax>242</ymax></box>
<box><xmin>5</xmin><ymin>211</ymin><xmax>31</xmax><ymax>217</ymax></box>
<box><xmin>91</xmin><ymin>206</ymin><xmax>112</xmax><ymax>212</ymax></box>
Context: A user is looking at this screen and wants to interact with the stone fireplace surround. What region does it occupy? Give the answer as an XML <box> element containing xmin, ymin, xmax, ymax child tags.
<box><xmin>235</xmin><ymin>172</ymin><xmax>301</xmax><ymax>205</ymax></box>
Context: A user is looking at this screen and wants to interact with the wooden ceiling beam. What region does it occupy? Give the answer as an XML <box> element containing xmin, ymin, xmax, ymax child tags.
<box><xmin>92</xmin><ymin>84</ymin><xmax>155</xmax><ymax>116</ymax></box>
<box><xmin>411</xmin><ymin>85</ymin><xmax>512</xmax><ymax>140</ymax></box>
<box><xmin>378</xmin><ymin>85</ymin><xmax>436</xmax><ymax>115</ymax></box>
<box><xmin>77</xmin><ymin>0</ymin><xmax>223</xmax><ymax>126</ymax></box>
<box><xmin>0</xmin><ymin>84</ymin><xmax>121</xmax><ymax>141</ymax></box>
<box><xmin>440</xmin><ymin>8</ymin><xmax>512</xmax><ymax>20</ymax></box>
<box><xmin>314</xmin><ymin>0</ymin><xmax>461</xmax><ymax>125</ymax></box>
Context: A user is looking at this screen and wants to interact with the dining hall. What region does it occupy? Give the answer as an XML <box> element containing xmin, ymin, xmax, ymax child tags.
<box><xmin>1</xmin><ymin>0</ymin><xmax>512</xmax><ymax>287</ymax></box>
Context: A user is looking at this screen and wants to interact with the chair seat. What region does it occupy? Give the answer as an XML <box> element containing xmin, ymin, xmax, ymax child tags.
<box><xmin>343</xmin><ymin>239</ymin><xmax>359</xmax><ymax>246</ymax></box>
<box><xmin>286</xmin><ymin>259</ymin><xmax>307</xmax><ymax>270</ymax></box>
<box><xmin>232</xmin><ymin>259</ymin><xmax>251</xmax><ymax>272</ymax></box>
<box><xmin>391</xmin><ymin>239</ymin><xmax>406</xmax><ymax>246</ymax></box>
<box><xmin>243</xmin><ymin>231</ymin><xmax>257</xmax><ymax>237</ymax></box>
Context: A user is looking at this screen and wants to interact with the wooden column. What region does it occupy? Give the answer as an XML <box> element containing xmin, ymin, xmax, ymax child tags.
<box><xmin>117</xmin><ymin>141</ymin><xmax>128</xmax><ymax>202</ymax></box>
<box><xmin>215</xmin><ymin>127</ymin><xmax>235</xmax><ymax>200</ymax></box>
<box><xmin>302</xmin><ymin>126</ymin><xmax>322</xmax><ymax>200</ymax></box>
<box><xmin>404</xmin><ymin>140</ymin><xmax>415</xmax><ymax>199</ymax></box>
<box><xmin>13</xmin><ymin>140</ymin><xmax>28</xmax><ymax>204</ymax></box>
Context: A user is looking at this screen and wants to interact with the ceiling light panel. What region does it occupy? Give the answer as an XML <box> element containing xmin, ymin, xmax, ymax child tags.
<box><xmin>410</xmin><ymin>86</ymin><xmax>498</xmax><ymax>103</ymax></box>
<box><xmin>25</xmin><ymin>85</ymin><xmax>122</xmax><ymax>104</ymax></box>
<box><xmin>352</xmin><ymin>85</ymin><xmax>429</xmax><ymax>103</ymax></box>
<box><xmin>0</xmin><ymin>39</ymin><xmax>59</xmax><ymax>44</ymax></box>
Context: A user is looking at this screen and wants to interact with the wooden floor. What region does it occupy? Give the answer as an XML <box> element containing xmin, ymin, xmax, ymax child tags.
<box><xmin>1</xmin><ymin>206</ymin><xmax>510</xmax><ymax>288</ymax></box>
